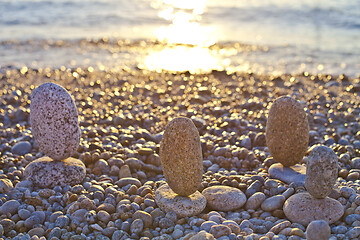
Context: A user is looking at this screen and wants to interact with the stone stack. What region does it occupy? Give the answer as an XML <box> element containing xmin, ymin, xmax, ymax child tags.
<box><xmin>283</xmin><ymin>145</ymin><xmax>344</xmax><ymax>225</ymax></box>
<box><xmin>155</xmin><ymin>117</ymin><xmax>206</xmax><ymax>217</ymax></box>
<box><xmin>266</xmin><ymin>96</ymin><xmax>309</xmax><ymax>184</ymax></box>
<box><xmin>24</xmin><ymin>83</ymin><xmax>86</xmax><ymax>188</ymax></box>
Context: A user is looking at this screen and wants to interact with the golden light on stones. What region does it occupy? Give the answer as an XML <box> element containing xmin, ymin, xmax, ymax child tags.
<box><xmin>142</xmin><ymin>0</ymin><xmax>223</xmax><ymax>74</ymax></box>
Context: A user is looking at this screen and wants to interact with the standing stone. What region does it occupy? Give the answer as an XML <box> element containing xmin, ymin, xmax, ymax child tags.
<box><xmin>160</xmin><ymin>117</ymin><xmax>203</xmax><ymax>196</ymax></box>
<box><xmin>306</xmin><ymin>220</ymin><xmax>331</xmax><ymax>240</ymax></box>
<box><xmin>30</xmin><ymin>82</ymin><xmax>80</xmax><ymax>161</ymax></box>
<box><xmin>266</xmin><ymin>96</ymin><xmax>309</xmax><ymax>166</ymax></box>
<box><xmin>305</xmin><ymin>145</ymin><xmax>338</xmax><ymax>198</ymax></box>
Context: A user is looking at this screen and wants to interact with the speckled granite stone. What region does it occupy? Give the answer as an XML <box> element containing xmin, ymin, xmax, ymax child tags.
<box><xmin>30</xmin><ymin>82</ymin><xmax>80</xmax><ymax>161</ymax></box>
<box><xmin>305</xmin><ymin>145</ymin><xmax>338</xmax><ymax>198</ymax></box>
<box><xmin>266</xmin><ymin>96</ymin><xmax>309</xmax><ymax>166</ymax></box>
<box><xmin>155</xmin><ymin>183</ymin><xmax>206</xmax><ymax>218</ymax></box>
<box><xmin>23</xmin><ymin>157</ymin><xmax>86</xmax><ymax>188</ymax></box>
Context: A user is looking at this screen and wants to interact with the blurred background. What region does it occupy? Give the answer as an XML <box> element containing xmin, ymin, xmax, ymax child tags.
<box><xmin>0</xmin><ymin>0</ymin><xmax>359</xmax><ymax>75</ymax></box>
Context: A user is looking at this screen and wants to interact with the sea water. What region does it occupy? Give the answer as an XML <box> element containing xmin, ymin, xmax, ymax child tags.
<box><xmin>0</xmin><ymin>0</ymin><xmax>359</xmax><ymax>75</ymax></box>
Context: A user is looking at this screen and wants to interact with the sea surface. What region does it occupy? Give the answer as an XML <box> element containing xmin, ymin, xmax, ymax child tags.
<box><xmin>0</xmin><ymin>0</ymin><xmax>359</xmax><ymax>75</ymax></box>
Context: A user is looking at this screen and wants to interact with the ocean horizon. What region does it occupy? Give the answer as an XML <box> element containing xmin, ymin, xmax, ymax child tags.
<box><xmin>1</xmin><ymin>0</ymin><xmax>359</xmax><ymax>76</ymax></box>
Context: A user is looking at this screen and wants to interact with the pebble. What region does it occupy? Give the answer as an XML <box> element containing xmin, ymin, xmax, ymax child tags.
<box><xmin>23</xmin><ymin>157</ymin><xmax>86</xmax><ymax>188</ymax></box>
<box><xmin>209</xmin><ymin>225</ymin><xmax>231</xmax><ymax>238</ymax></box>
<box><xmin>283</xmin><ymin>192</ymin><xmax>344</xmax><ymax>225</ymax></box>
<box><xmin>269</xmin><ymin>163</ymin><xmax>306</xmax><ymax>184</ymax></box>
<box><xmin>266</xmin><ymin>96</ymin><xmax>309</xmax><ymax>166</ymax></box>
<box><xmin>133</xmin><ymin>210</ymin><xmax>153</xmax><ymax>228</ymax></box>
<box><xmin>0</xmin><ymin>199</ymin><xmax>20</xmax><ymax>215</ymax></box>
<box><xmin>200</xmin><ymin>221</ymin><xmax>218</xmax><ymax>232</ymax></box>
<box><xmin>306</xmin><ymin>220</ymin><xmax>331</xmax><ymax>240</ymax></box>
<box><xmin>246</xmin><ymin>192</ymin><xmax>266</xmax><ymax>210</ymax></box>
<box><xmin>0</xmin><ymin>179</ymin><xmax>14</xmax><ymax>193</ymax></box>
<box><xmin>160</xmin><ymin>117</ymin><xmax>203</xmax><ymax>196</ymax></box>
<box><xmin>189</xmin><ymin>230</ymin><xmax>215</xmax><ymax>240</ymax></box>
<box><xmin>154</xmin><ymin>183</ymin><xmax>206</xmax><ymax>218</ymax></box>
<box><xmin>11</xmin><ymin>141</ymin><xmax>32</xmax><ymax>156</ymax></box>
<box><xmin>269</xmin><ymin>221</ymin><xmax>291</xmax><ymax>234</ymax></box>
<box><xmin>261</xmin><ymin>195</ymin><xmax>285</xmax><ymax>212</ymax></box>
<box><xmin>30</xmin><ymin>82</ymin><xmax>80</xmax><ymax>160</ymax></box>
<box><xmin>202</xmin><ymin>185</ymin><xmax>246</xmax><ymax>211</ymax></box>
<box><xmin>116</xmin><ymin>177</ymin><xmax>141</xmax><ymax>188</ymax></box>
<box><xmin>305</xmin><ymin>145</ymin><xmax>338</xmax><ymax>198</ymax></box>
<box><xmin>130</xmin><ymin>219</ymin><xmax>144</xmax><ymax>234</ymax></box>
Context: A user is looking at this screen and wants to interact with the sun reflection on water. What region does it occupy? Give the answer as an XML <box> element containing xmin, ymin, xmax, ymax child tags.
<box><xmin>142</xmin><ymin>0</ymin><xmax>224</xmax><ymax>73</ymax></box>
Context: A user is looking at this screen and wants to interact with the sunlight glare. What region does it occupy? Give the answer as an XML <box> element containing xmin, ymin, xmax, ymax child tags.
<box><xmin>143</xmin><ymin>46</ymin><xmax>221</xmax><ymax>74</ymax></box>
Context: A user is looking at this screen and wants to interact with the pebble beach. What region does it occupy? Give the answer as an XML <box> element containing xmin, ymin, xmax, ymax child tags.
<box><xmin>1</xmin><ymin>67</ymin><xmax>360</xmax><ymax>240</ymax></box>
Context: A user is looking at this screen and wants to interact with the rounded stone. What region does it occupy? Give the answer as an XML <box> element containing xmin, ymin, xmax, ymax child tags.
<box><xmin>306</xmin><ymin>220</ymin><xmax>331</xmax><ymax>240</ymax></box>
<box><xmin>202</xmin><ymin>186</ymin><xmax>246</xmax><ymax>211</ymax></box>
<box><xmin>245</xmin><ymin>192</ymin><xmax>266</xmax><ymax>210</ymax></box>
<box><xmin>23</xmin><ymin>156</ymin><xmax>86</xmax><ymax>188</ymax></box>
<box><xmin>155</xmin><ymin>183</ymin><xmax>206</xmax><ymax>218</ymax></box>
<box><xmin>0</xmin><ymin>200</ymin><xmax>20</xmax><ymax>215</ymax></box>
<box><xmin>266</xmin><ymin>96</ymin><xmax>309</xmax><ymax>166</ymax></box>
<box><xmin>11</xmin><ymin>141</ymin><xmax>32</xmax><ymax>156</ymax></box>
<box><xmin>305</xmin><ymin>145</ymin><xmax>338</xmax><ymax>199</ymax></box>
<box><xmin>283</xmin><ymin>192</ymin><xmax>344</xmax><ymax>226</ymax></box>
<box><xmin>261</xmin><ymin>195</ymin><xmax>285</xmax><ymax>212</ymax></box>
<box><xmin>0</xmin><ymin>179</ymin><xmax>14</xmax><ymax>193</ymax></box>
<box><xmin>160</xmin><ymin>117</ymin><xmax>203</xmax><ymax>196</ymax></box>
<box><xmin>30</xmin><ymin>82</ymin><xmax>80</xmax><ymax>161</ymax></box>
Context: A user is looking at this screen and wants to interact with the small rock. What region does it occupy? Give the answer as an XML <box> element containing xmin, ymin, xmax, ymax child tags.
<box><xmin>116</xmin><ymin>177</ymin><xmax>141</xmax><ymax>188</ymax></box>
<box><xmin>11</xmin><ymin>141</ymin><xmax>32</xmax><ymax>156</ymax></box>
<box><xmin>30</xmin><ymin>82</ymin><xmax>80</xmax><ymax>161</ymax></box>
<box><xmin>266</xmin><ymin>96</ymin><xmax>309</xmax><ymax>166</ymax></box>
<box><xmin>269</xmin><ymin>163</ymin><xmax>306</xmax><ymax>184</ymax></box>
<box><xmin>0</xmin><ymin>179</ymin><xmax>14</xmax><ymax>193</ymax></box>
<box><xmin>189</xmin><ymin>230</ymin><xmax>215</xmax><ymax>240</ymax></box>
<box><xmin>269</xmin><ymin>221</ymin><xmax>291</xmax><ymax>234</ymax></box>
<box><xmin>306</xmin><ymin>220</ymin><xmax>331</xmax><ymax>240</ymax></box>
<box><xmin>283</xmin><ymin>192</ymin><xmax>344</xmax><ymax>226</ymax></box>
<box><xmin>305</xmin><ymin>145</ymin><xmax>338</xmax><ymax>198</ymax></box>
<box><xmin>209</xmin><ymin>224</ymin><xmax>231</xmax><ymax>238</ymax></box>
<box><xmin>132</xmin><ymin>210</ymin><xmax>153</xmax><ymax>228</ymax></box>
<box><xmin>0</xmin><ymin>200</ymin><xmax>20</xmax><ymax>215</ymax></box>
<box><xmin>28</xmin><ymin>227</ymin><xmax>45</xmax><ymax>237</ymax></box>
<box><xmin>202</xmin><ymin>186</ymin><xmax>246</xmax><ymax>211</ymax></box>
<box><xmin>245</xmin><ymin>192</ymin><xmax>266</xmax><ymax>210</ymax></box>
<box><xmin>160</xmin><ymin>117</ymin><xmax>203</xmax><ymax>196</ymax></box>
<box><xmin>261</xmin><ymin>195</ymin><xmax>285</xmax><ymax>212</ymax></box>
<box><xmin>130</xmin><ymin>219</ymin><xmax>144</xmax><ymax>234</ymax></box>
<box><xmin>155</xmin><ymin>183</ymin><xmax>206</xmax><ymax>218</ymax></box>
<box><xmin>23</xmin><ymin>157</ymin><xmax>86</xmax><ymax>188</ymax></box>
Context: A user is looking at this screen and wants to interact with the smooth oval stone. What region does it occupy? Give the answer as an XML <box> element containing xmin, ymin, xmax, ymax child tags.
<box><xmin>23</xmin><ymin>156</ymin><xmax>86</xmax><ymax>188</ymax></box>
<box><xmin>160</xmin><ymin>117</ymin><xmax>202</xmax><ymax>196</ymax></box>
<box><xmin>202</xmin><ymin>186</ymin><xmax>247</xmax><ymax>211</ymax></box>
<box><xmin>305</xmin><ymin>145</ymin><xmax>338</xmax><ymax>199</ymax></box>
<box><xmin>155</xmin><ymin>183</ymin><xmax>206</xmax><ymax>218</ymax></box>
<box><xmin>283</xmin><ymin>192</ymin><xmax>344</xmax><ymax>226</ymax></box>
<box><xmin>266</xmin><ymin>96</ymin><xmax>309</xmax><ymax>166</ymax></box>
<box><xmin>30</xmin><ymin>82</ymin><xmax>80</xmax><ymax>161</ymax></box>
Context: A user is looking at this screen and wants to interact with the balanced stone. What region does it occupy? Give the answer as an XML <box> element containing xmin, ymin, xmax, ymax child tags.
<box><xmin>23</xmin><ymin>157</ymin><xmax>86</xmax><ymax>188</ymax></box>
<box><xmin>266</xmin><ymin>96</ymin><xmax>309</xmax><ymax>166</ymax></box>
<box><xmin>155</xmin><ymin>183</ymin><xmax>206</xmax><ymax>218</ymax></box>
<box><xmin>269</xmin><ymin>163</ymin><xmax>306</xmax><ymax>184</ymax></box>
<box><xmin>305</xmin><ymin>145</ymin><xmax>338</xmax><ymax>198</ymax></box>
<box><xmin>160</xmin><ymin>117</ymin><xmax>203</xmax><ymax>196</ymax></box>
<box><xmin>283</xmin><ymin>192</ymin><xmax>344</xmax><ymax>226</ymax></box>
<box><xmin>306</xmin><ymin>220</ymin><xmax>331</xmax><ymax>240</ymax></box>
<box><xmin>202</xmin><ymin>186</ymin><xmax>246</xmax><ymax>211</ymax></box>
<box><xmin>30</xmin><ymin>82</ymin><xmax>80</xmax><ymax>161</ymax></box>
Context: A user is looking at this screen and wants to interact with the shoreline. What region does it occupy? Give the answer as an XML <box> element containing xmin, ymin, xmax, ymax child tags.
<box><xmin>1</xmin><ymin>67</ymin><xmax>360</xmax><ymax>239</ymax></box>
